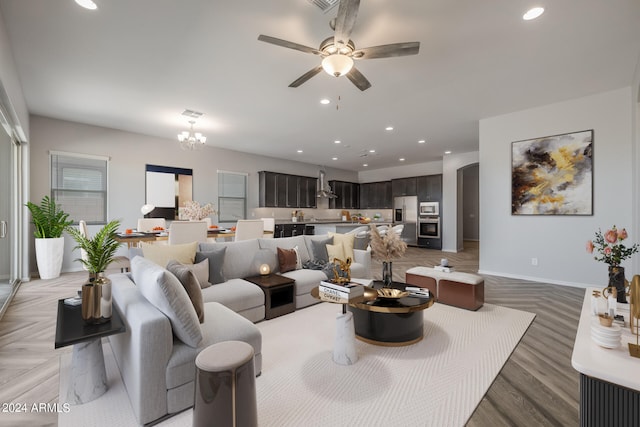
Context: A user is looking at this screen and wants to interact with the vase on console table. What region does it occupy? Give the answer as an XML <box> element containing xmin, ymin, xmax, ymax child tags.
<box><xmin>382</xmin><ymin>261</ymin><xmax>393</xmax><ymax>287</ymax></box>
<box><xmin>609</xmin><ymin>266</ymin><xmax>628</xmax><ymax>304</ymax></box>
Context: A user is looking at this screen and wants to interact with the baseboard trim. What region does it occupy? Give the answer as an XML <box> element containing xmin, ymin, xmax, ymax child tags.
<box><xmin>477</xmin><ymin>269</ymin><xmax>590</xmax><ymax>289</ymax></box>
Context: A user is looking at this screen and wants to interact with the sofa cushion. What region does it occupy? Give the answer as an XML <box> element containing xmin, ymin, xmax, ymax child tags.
<box><xmin>200</xmin><ymin>278</ymin><xmax>265</xmax><ymax>314</ymax></box>
<box><xmin>141</xmin><ymin>241</ymin><xmax>198</xmax><ymax>268</ymax></box>
<box><xmin>258</xmin><ymin>236</ymin><xmax>310</xmax><ymax>264</ymax></box>
<box><xmin>200</xmin><ymin>240</ymin><xmax>260</xmax><ymax>279</ymax></box>
<box><xmin>277</xmin><ymin>247</ymin><xmax>297</xmax><ymax>273</ymax></box>
<box><xmin>326</xmin><ymin>242</ymin><xmax>346</xmax><ymax>262</ymax></box>
<box><xmin>166</xmin><ymin>260</ymin><xmax>205</xmax><ymax>323</ymax></box>
<box><xmin>280</xmin><ymin>268</ymin><xmax>329</xmax><ymax>297</ymax></box>
<box><xmin>328</xmin><ymin>232</ymin><xmax>355</xmax><ymax>260</ymax></box>
<box><xmin>131</xmin><ymin>256</ymin><xmax>203</xmax><ymax>347</ymax></box>
<box><xmin>184</xmin><ymin>258</ymin><xmax>211</xmax><ymax>288</ymax></box>
<box><xmin>195</xmin><ymin>247</ymin><xmax>227</xmax><ymax>285</ymax></box>
<box><xmin>310</xmin><ymin>236</ymin><xmax>333</xmax><ymax>262</ymax></box>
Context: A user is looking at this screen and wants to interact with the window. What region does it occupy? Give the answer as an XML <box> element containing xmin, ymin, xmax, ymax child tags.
<box><xmin>51</xmin><ymin>152</ymin><xmax>108</xmax><ymax>224</ymax></box>
<box><xmin>217</xmin><ymin>171</ymin><xmax>247</xmax><ymax>222</ymax></box>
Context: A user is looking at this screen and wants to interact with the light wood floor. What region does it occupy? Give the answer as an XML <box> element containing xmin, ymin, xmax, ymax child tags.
<box><xmin>0</xmin><ymin>242</ymin><xmax>584</xmax><ymax>426</ymax></box>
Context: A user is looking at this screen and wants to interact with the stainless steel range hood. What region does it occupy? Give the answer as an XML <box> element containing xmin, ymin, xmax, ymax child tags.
<box><xmin>316</xmin><ymin>169</ymin><xmax>337</xmax><ymax>198</ymax></box>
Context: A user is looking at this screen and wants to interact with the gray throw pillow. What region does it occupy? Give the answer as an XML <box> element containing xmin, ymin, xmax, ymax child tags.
<box><xmin>195</xmin><ymin>247</ymin><xmax>227</xmax><ymax>284</ymax></box>
<box><xmin>166</xmin><ymin>260</ymin><xmax>205</xmax><ymax>323</ymax></box>
<box><xmin>184</xmin><ymin>258</ymin><xmax>211</xmax><ymax>288</ymax></box>
<box><xmin>310</xmin><ymin>237</ymin><xmax>333</xmax><ymax>263</ymax></box>
<box><xmin>131</xmin><ymin>256</ymin><xmax>203</xmax><ymax>347</ymax></box>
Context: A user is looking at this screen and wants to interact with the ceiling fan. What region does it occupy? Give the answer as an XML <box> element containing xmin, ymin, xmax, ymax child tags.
<box><xmin>257</xmin><ymin>0</ymin><xmax>420</xmax><ymax>91</ymax></box>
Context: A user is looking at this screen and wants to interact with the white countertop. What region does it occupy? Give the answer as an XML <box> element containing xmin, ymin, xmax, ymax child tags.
<box><xmin>571</xmin><ymin>288</ymin><xmax>640</xmax><ymax>391</ymax></box>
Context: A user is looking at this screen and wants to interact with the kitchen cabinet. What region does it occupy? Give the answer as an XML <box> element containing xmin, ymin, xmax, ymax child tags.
<box><xmin>359</xmin><ymin>181</ymin><xmax>392</xmax><ymax>209</ymax></box>
<box><xmin>392</xmin><ymin>177</ymin><xmax>417</xmax><ymax>197</ymax></box>
<box><xmin>274</xmin><ymin>223</ymin><xmax>306</xmax><ymax>238</ymax></box>
<box><xmin>418</xmin><ymin>237</ymin><xmax>442</xmax><ymax>250</ymax></box>
<box><xmin>329</xmin><ymin>180</ymin><xmax>360</xmax><ymax>209</ymax></box>
<box><xmin>259</xmin><ymin>171</ymin><xmax>317</xmax><ymax>208</ymax></box>
<box><xmin>417</xmin><ymin>174</ymin><xmax>442</xmax><ymax>202</ymax></box>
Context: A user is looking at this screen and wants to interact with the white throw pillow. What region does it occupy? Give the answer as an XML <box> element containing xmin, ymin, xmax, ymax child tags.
<box><xmin>326</xmin><ymin>242</ymin><xmax>346</xmax><ymax>263</ymax></box>
<box><xmin>131</xmin><ymin>256</ymin><xmax>203</xmax><ymax>347</ymax></box>
<box><xmin>141</xmin><ymin>241</ymin><xmax>197</xmax><ymax>268</ymax></box>
<box><xmin>293</xmin><ymin>245</ymin><xmax>302</xmax><ymax>270</ymax></box>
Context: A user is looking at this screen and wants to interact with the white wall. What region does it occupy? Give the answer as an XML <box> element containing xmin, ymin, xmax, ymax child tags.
<box><xmin>0</xmin><ymin>8</ymin><xmax>28</xmax><ymax>140</ymax></box>
<box><xmin>479</xmin><ymin>87</ymin><xmax>635</xmax><ymax>288</ymax></box>
<box><xmin>28</xmin><ymin>115</ymin><xmax>358</xmax><ymax>273</ymax></box>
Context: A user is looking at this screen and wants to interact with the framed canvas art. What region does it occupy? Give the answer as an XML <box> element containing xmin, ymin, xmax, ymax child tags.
<box><xmin>511</xmin><ymin>130</ymin><xmax>593</xmax><ymax>215</ymax></box>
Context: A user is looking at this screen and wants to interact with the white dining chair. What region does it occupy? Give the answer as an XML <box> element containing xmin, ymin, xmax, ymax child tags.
<box><xmin>168</xmin><ymin>221</ymin><xmax>208</xmax><ymax>245</ymax></box>
<box><xmin>261</xmin><ymin>217</ymin><xmax>275</xmax><ymax>239</ymax></box>
<box><xmin>234</xmin><ymin>220</ymin><xmax>266</xmax><ymax>242</ymax></box>
<box><xmin>137</xmin><ymin>218</ymin><xmax>167</xmax><ymax>232</ymax></box>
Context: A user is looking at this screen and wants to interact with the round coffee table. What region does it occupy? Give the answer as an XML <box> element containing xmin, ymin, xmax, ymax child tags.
<box><xmin>347</xmin><ymin>280</ymin><xmax>434</xmax><ymax>346</ymax></box>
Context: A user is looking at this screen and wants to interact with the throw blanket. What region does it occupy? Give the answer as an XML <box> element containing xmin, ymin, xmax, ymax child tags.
<box><xmin>302</xmin><ymin>260</ymin><xmax>334</xmax><ymax>278</ymax></box>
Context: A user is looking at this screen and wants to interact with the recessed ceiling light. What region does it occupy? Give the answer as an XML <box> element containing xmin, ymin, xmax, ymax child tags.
<box><xmin>75</xmin><ymin>0</ymin><xmax>97</xmax><ymax>10</ymax></box>
<box><xmin>320</xmin><ymin>98</ymin><xmax>331</xmax><ymax>105</ymax></box>
<box><xmin>363</xmin><ymin>163</ymin><xmax>368</xmax><ymax>167</ymax></box>
<box><xmin>418</xmin><ymin>139</ymin><xmax>426</xmax><ymax>144</ymax></box>
<box><xmin>369</xmin><ymin>149</ymin><xmax>376</xmax><ymax>153</ymax></box>
<box><xmin>332</xmin><ymin>157</ymin><xmax>338</xmax><ymax>161</ymax></box>
<box><xmin>385</xmin><ymin>126</ymin><xmax>394</xmax><ymax>131</ymax></box>
<box><xmin>523</xmin><ymin>7</ymin><xmax>544</xmax><ymax>20</ymax></box>
<box><xmin>399</xmin><ymin>158</ymin><xmax>405</xmax><ymax>162</ymax></box>
<box><xmin>297</xmin><ymin>150</ymin><xmax>303</xmax><ymax>153</ymax></box>
<box><xmin>334</xmin><ymin>140</ymin><xmax>341</xmax><ymax>144</ymax></box>
<box><xmin>444</xmin><ymin>151</ymin><xmax>452</xmax><ymax>155</ymax></box>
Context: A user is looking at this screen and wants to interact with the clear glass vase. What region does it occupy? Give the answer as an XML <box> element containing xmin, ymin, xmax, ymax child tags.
<box><xmin>382</xmin><ymin>261</ymin><xmax>393</xmax><ymax>287</ymax></box>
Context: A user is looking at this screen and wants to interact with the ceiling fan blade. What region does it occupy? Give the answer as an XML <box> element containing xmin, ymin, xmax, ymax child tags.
<box><xmin>346</xmin><ymin>66</ymin><xmax>371</xmax><ymax>91</ymax></box>
<box><xmin>258</xmin><ymin>35</ymin><xmax>322</xmax><ymax>55</ymax></box>
<box><xmin>352</xmin><ymin>42</ymin><xmax>420</xmax><ymax>59</ymax></box>
<box><xmin>289</xmin><ymin>65</ymin><xmax>324</xmax><ymax>88</ymax></box>
<box><xmin>334</xmin><ymin>0</ymin><xmax>360</xmax><ymax>47</ymax></box>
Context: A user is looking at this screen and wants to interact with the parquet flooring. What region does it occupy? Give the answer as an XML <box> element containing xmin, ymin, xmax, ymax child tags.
<box><xmin>0</xmin><ymin>242</ymin><xmax>584</xmax><ymax>426</ymax></box>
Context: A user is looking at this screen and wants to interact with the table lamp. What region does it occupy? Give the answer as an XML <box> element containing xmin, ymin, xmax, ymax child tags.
<box><xmin>259</xmin><ymin>264</ymin><xmax>271</xmax><ymax>276</ymax></box>
<box><xmin>140</xmin><ymin>204</ymin><xmax>155</xmax><ymax>216</ymax></box>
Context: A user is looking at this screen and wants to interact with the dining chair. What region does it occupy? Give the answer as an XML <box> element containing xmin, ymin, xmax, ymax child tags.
<box><xmin>391</xmin><ymin>224</ymin><xmax>404</xmax><ymax>236</ymax></box>
<box><xmin>79</xmin><ymin>220</ymin><xmax>130</xmax><ymax>272</ymax></box>
<box><xmin>168</xmin><ymin>221</ymin><xmax>208</xmax><ymax>245</ymax></box>
<box><xmin>376</xmin><ymin>225</ymin><xmax>389</xmax><ymax>236</ymax></box>
<box><xmin>234</xmin><ymin>220</ymin><xmax>266</xmax><ymax>242</ymax></box>
<box><xmin>137</xmin><ymin>218</ymin><xmax>167</xmax><ymax>232</ymax></box>
<box><xmin>260</xmin><ymin>218</ymin><xmax>275</xmax><ymax>239</ymax></box>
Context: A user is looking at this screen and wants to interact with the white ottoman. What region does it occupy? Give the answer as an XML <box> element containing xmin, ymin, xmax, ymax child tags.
<box><xmin>406</xmin><ymin>266</ymin><xmax>484</xmax><ymax>311</ymax></box>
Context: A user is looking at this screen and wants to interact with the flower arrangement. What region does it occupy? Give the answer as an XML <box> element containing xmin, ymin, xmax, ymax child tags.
<box><xmin>181</xmin><ymin>200</ymin><xmax>216</xmax><ymax>221</ymax></box>
<box><xmin>368</xmin><ymin>224</ymin><xmax>407</xmax><ymax>262</ymax></box>
<box><xmin>586</xmin><ymin>225</ymin><xmax>639</xmax><ymax>267</ymax></box>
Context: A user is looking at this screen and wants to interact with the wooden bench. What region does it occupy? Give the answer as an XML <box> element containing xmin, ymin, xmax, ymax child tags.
<box><xmin>405</xmin><ymin>266</ymin><xmax>484</xmax><ymax>311</ymax></box>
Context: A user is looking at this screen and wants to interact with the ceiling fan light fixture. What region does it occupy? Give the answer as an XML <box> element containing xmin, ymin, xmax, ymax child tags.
<box><xmin>322</xmin><ymin>54</ymin><xmax>354</xmax><ymax>77</ymax></box>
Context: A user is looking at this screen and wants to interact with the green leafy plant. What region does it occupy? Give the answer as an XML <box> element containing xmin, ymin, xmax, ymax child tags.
<box><xmin>25</xmin><ymin>195</ymin><xmax>73</xmax><ymax>238</ymax></box>
<box><xmin>66</xmin><ymin>220</ymin><xmax>123</xmax><ymax>274</ymax></box>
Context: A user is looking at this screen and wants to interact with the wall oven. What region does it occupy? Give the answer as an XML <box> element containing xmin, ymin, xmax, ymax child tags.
<box><xmin>418</xmin><ymin>217</ymin><xmax>440</xmax><ymax>239</ymax></box>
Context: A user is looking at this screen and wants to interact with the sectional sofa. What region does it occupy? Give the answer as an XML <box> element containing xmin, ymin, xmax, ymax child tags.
<box><xmin>108</xmin><ymin>233</ymin><xmax>371</xmax><ymax>425</ymax></box>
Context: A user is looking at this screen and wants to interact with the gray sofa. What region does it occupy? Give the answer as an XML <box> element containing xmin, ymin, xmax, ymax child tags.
<box><xmin>109</xmin><ymin>234</ymin><xmax>370</xmax><ymax>425</ymax></box>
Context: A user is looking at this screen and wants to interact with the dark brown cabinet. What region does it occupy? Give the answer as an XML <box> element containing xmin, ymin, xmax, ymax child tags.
<box><xmin>259</xmin><ymin>171</ymin><xmax>317</xmax><ymax>208</ymax></box>
<box><xmin>274</xmin><ymin>223</ymin><xmax>306</xmax><ymax>238</ymax></box>
<box><xmin>328</xmin><ymin>180</ymin><xmax>360</xmax><ymax>209</ymax></box>
<box><xmin>359</xmin><ymin>181</ymin><xmax>392</xmax><ymax>209</ymax></box>
<box><xmin>417</xmin><ymin>174</ymin><xmax>442</xmax><ymax>202</ymax></box>
<box><xmin>392</xmin><ymin>177</ymin><xmax>417</xmax><ymax>197</ymax></box>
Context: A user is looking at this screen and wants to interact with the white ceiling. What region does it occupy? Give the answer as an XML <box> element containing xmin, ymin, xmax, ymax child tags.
<box><xmin>1</xmin><ymin>0</ymin><xmax>639</xmax><ymax>172</ymax></box>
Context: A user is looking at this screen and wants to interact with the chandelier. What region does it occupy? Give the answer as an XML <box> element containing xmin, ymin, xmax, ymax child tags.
<box><xmin>178</xmin><ymin>120</ymin><xmax>206</xmax><ymax>150</ymax></box>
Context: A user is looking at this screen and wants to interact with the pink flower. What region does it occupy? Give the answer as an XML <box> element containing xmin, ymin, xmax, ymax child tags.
<box><xmin>618</xmin><ymin>228</ymin><xmax>628</xmax><ymax>240</ymax></box>
<box><xmin>586</xmin><ymin>240</ymin><xmax>594</xmax><ymax>253</ymax></box>
<box><xmin>604</xmin><ymin>229</ymin><xmax>618</xmax><ymax>244</ymax></box>
<box><xmin>604</xmin><ymin>246</ymin><xmax>612</xmax><ymax>256</ymax></box>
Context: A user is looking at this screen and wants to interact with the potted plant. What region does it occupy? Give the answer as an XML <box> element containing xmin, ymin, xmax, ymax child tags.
<box><xmin>67</xmin><ymin>219</ymin><xmax>123</xmax><ymax>323</ymax></box>
<box><xmin>25</xmin><ymin>195</ymin><xmax>73</xmax><ymax>279</ymax></box>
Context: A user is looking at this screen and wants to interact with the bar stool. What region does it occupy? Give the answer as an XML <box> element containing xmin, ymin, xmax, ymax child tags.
<box><xmin>193</xmin><ymin>341</ymin><xmax>257</xmax><ymax>427</ymax></box>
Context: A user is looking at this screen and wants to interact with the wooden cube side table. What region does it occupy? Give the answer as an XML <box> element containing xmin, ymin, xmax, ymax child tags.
<box><xmin>244</xmin><ymin>275</ymin><xmax>296</xmax><ymax>320</ymax></box>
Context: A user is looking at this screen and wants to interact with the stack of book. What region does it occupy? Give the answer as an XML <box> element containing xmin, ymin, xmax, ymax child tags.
<box><xmin>434</xmin><ymin>264</ymin><xmax>455</xmax><ymax>273</ymax></box>
<box><xmin>319</xmin><ymin>280</ymin><xmax>365</xmax><ymax>303</ymax></box>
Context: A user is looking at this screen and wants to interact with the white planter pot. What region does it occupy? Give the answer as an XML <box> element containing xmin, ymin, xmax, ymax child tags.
<box><xmin>35</xmin><ymin>237</ymin><xmax>65</xmax><ymax>279</ymax></box>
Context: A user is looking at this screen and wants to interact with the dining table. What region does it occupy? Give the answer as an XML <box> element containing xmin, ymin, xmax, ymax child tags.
<box><xmin>114</xmin><ymin>229</ymin><xmax>237</xmax><ymax>248</ymax></box>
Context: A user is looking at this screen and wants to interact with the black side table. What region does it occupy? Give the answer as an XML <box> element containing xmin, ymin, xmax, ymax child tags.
<box><xmin>55</xmin><ymin>299</ymin><xmax>126</xmax><ymax>404</ymax></box>
<box><xmin>244</xmin><ymin>275</ymin><xmax>296</xmax><ymax>320</ymax></box>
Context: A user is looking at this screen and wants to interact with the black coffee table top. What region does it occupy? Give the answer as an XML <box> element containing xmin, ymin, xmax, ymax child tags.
<box><xmin>54</xmin><ymin>299</ymin><xmax>126</xmax><ymax>349</ymax></box>
<box><xmin>349</xmin><ymin>280</ymin><xmax>434</xmax><ymax>313</ymax></box>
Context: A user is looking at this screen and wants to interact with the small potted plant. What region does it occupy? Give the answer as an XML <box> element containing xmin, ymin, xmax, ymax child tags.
<box><xmin>67</xmin><ymin>219</ymin><xmax>123</xmax><ymax>323</ymax></box>
<box><xmin>25</xmin><ymin>195</ymin><xmax>73</xmax><ymax>279</ymax></box>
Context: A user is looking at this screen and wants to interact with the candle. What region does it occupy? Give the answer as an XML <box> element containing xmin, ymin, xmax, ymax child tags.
<box><xmin>259</xmin><ymin>264</ymin><xmax>270</xmax><ymax>276</ymax></box>
<box><xmin>591</xmin><ymin>295</ymin><xmax>598</xmax><ymax>316</ymax></box>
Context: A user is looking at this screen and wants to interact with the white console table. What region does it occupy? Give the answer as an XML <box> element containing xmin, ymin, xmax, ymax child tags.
<box><xmin>571</xmin><ymin>288</ymin><xmax>639</xmax><ymax>426</ymax></box>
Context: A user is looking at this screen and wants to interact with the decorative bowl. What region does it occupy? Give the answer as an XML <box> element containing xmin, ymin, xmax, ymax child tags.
<box><xmin>598</xmin><ymin>313</ymin><xmax>613</xmax><ymax>327</ymax></box>
<box><xmin>376</xmin><ymin>288</ymin><xmax>409</xmax><ymax>299</ymax></box>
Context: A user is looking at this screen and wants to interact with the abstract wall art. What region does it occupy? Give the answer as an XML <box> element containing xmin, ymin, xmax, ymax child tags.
<box><xmin>512</xmin><ymin>130</ymin><xmax>593</xmax><ymax>215</ymax></box>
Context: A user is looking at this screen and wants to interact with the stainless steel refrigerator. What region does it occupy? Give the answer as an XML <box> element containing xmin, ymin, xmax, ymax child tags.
<box><xmin>393</xmin><ymin>196</ymin><xmax>418</xmax><ymax>246</ymax></box>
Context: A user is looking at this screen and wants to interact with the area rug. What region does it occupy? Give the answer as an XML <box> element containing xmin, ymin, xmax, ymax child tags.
<box><xmin>59</xmin><ymin>302</ymin><xmax>535</xmax><ymax>427</ymax></box>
